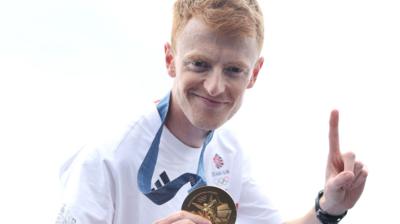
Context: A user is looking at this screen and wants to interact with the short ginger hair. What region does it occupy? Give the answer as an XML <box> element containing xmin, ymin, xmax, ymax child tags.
<box><xmin>171</xmin><ymin>0</ymin><xmax>264</xmax><ymax>52</ymax></box>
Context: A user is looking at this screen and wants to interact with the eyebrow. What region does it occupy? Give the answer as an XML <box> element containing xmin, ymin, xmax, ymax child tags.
<box><xmin>183</xmin><ymin>53</ymin><xmax>211</xmax><ymax>62</ymax></box>
<box><xmin>183</xmin><ymin>53</ymin><xmax>250</xmax><ymax>70</ymax></box>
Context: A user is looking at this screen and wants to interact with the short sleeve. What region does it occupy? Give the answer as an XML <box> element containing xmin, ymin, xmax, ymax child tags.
<box><xmin>56</xmin><ymin>146</ymin><xmax>115</xmax><ymax>224</ymax></box>
<box><xmin>236</xmin><ymin>154</ymin><xmax>283</xmax><ymax>224</ymax></box>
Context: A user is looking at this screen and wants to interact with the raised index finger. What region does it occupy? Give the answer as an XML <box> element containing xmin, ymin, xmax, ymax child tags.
<box><xmin>329</xmin><ymin>110</ymin><xmax>341</xmax><ymax>158</ymax></box>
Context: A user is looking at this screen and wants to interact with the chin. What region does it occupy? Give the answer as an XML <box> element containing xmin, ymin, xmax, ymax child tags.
<box><xmin>190</xmin><ymin>116</ymin><xmax>227</xmax><ymax>131</ymax></box>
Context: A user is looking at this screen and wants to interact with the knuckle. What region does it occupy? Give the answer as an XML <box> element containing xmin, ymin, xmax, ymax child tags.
<box><xmin>343</xmin><ymin>151</ymin><xmax>356</xmax><ymax>160</ymax></box>
<box><xmin>355</xmin><ymin>161</ymin><xmax>364</xmax><ymax>169</ymax></box>
<box><xmin>175</xmin><ymin>211</ymin><xmax>186</xmax><ymax>219</ymax></box>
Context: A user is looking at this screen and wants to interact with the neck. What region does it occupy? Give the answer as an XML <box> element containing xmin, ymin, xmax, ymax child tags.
<box><xmin>165</xmin><ymin>97</ymin><xmax>208</xmax><ymax>148</ymax></box>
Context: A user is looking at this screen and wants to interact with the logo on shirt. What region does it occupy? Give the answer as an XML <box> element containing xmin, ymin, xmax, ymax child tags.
<box><xmin>213</xmin><ymin>153</ymin><xmax>224</xmax><ymax>169</ymax></box>
<box><xmin>56</xmin><ymin>204</ymin><xmax>77</xmax><ymax>224</ymax></box>
<box><xmin>211</xmin><ymin>153</ymin><xmax>230</xmax><ymax>188</ymax></box>
<box><xmin>152</xmin><ymin>171</ymin><xmax>170</xmax><ymax>191</ymax></box>
<box><xmin>217</xmin><ymin>175</ymin><xmax>230</xmax><ymax>186</ymax></box>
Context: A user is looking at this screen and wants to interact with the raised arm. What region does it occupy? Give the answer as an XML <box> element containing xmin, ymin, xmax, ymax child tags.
<box><xmin>285</xmin><ymin>110</ymin><xmax>368</xmax><ymax>224</ymax></box>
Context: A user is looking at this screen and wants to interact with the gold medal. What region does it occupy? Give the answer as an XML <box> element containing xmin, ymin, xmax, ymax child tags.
<box><xmin>181</xmin><ymin>186</ymin><xmax>237</xmax><ymax>224</ymax></box>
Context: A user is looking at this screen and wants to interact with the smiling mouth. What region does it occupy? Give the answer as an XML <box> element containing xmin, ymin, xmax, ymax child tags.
<box><xmin>192</xmin><ymin>93</ymin><xmax>228</xmax><ymax>107</ymax></box>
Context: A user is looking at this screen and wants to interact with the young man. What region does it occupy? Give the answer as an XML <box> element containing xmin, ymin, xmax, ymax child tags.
<box><xmin>57</xmin><ymin>0</ymin><xmax>368</xmax><ymax>223</ymax></box>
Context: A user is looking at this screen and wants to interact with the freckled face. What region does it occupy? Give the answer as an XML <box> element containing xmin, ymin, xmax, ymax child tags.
<box><xmin>167</xmin><ymin>18</ymin><xmax>263</xmax><ymax>131</ymax></box>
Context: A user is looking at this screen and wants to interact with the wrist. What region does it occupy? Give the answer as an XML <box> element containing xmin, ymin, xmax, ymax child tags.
<box><xmin>319</xmin><ymin>194</ymin><xmax>342</xmax><ymax>215</ymax></box>
<box><xmin>315</xmin><ymin>190</ymin><xmax>347</xmax><ymax>224</ymax></box>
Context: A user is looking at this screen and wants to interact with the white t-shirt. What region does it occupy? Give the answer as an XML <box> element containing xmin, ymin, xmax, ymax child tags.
<box><xmin>57</xmin><ymin>102</ymin><xmax>283</xmax><ymax>224</ymax></box>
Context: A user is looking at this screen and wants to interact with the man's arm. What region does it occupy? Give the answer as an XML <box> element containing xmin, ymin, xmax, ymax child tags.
<box><xmin>285</xmin><ymin>110</ymin><xmax>368</xmax><ymax>224</ymax></box>
<box><xmin>56</xmin><ymin>146</ymin><xmax>115</xmax><ymax>224</ymax></box>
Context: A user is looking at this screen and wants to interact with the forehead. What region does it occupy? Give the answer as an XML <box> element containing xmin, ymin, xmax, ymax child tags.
<box><xmin>175</xmin><ymin>18</ymin><xmax>259</xmax><ymax>64</ymax></box>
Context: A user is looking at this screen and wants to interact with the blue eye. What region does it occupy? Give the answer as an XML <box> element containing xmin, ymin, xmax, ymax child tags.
<box><xmin>224</xmin><ymin>66</ymin><xmax>244</xmax><ymax>77</ymax></box>
<box><xmin>225</xmin><ymin>67</ymin><xmax>242</xmax><ymax>73</ymax></box>
<box><xmin>192</xmin><ymin>60</ymin><xmax>208</xmax><ymax>68</ymax></box>
<box><xmin>188</xmin><ymin>60</ymin><xmax>210</xmax><ymax>72</ymax></box>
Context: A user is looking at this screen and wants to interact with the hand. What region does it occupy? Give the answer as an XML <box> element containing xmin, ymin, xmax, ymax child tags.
<box><xmin>154</xmin><ymin>211</ymin><xmax>211</xmax><ymax>224</ymax></box>
<box><xmin>321</xmin><ymin>110</ymin><xmax>368</xmax><ymax>215</ymax></box>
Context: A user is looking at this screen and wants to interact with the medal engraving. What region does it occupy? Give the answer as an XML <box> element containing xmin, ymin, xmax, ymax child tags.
<box><xmin>182</xmin><ymin>186</ymin><xmax>236</xmax><ymax>224</ymax></box>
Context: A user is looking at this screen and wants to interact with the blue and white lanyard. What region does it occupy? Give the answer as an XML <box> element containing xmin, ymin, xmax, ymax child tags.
<box><xmin>137</xmin><ymin>92</ymin><xmax>214</xmax><ymax>205</ymax></box>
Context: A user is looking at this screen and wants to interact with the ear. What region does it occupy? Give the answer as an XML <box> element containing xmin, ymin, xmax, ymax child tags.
<box><xmin>164</xmin><ymin>42</ymin><xmax>176</xmax><ymax>77</ymax></box>
<box><xmin>247</xmin><ymin>56</ymin><xmax>264</xmax><ymax>89</ymax></box>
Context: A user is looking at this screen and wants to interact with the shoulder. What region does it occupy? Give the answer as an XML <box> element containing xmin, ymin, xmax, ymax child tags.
<box><xmin>59</xmin><ymin>101</ymin><xmax>161</xmax><ymax>179</ymax></box>
<box><xmin>211</xmin><ymin>126</ymin><xmax>244</xmax><ymax>154</ymax></box>
<box><xmin>88</xmin><ymin>101</ymin><xmax>160</xmax><ymax>153</ymax></box>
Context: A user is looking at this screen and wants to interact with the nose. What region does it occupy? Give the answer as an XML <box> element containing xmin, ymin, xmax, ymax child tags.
<box><xmin>203</xmin><ymin>70</ymin><xmax>226</xmax><ymax>96</ymax></box>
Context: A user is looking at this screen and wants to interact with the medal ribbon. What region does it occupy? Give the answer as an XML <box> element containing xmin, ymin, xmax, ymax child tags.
<box><xmin>137</xmin><ymin>92</ymin><xmax>214</xmax><ymax>205</ymax></box>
